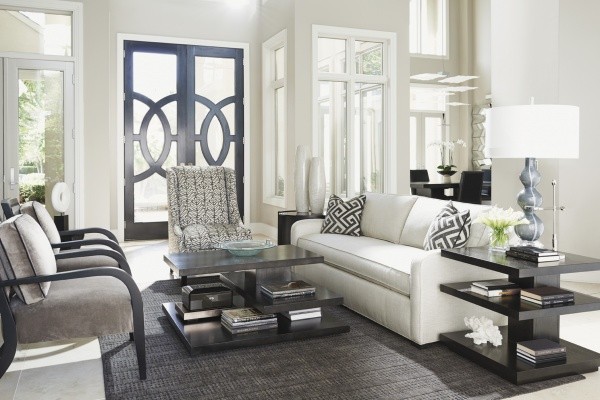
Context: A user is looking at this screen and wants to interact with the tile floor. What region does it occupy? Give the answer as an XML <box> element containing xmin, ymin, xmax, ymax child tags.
<box><xmin>1</xmin><ymin>239</ymin><xmax>600</xmax><ymax>399</ymax></box>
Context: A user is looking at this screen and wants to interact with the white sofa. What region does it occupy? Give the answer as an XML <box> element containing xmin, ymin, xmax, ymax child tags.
<box><xmin>290</xmin><ymin>193</ymin><xmax>507</xmax><ymax>346</ymax></box>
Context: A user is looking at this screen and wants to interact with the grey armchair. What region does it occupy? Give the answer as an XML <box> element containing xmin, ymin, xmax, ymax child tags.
<box><xmin>0</xmin><ymin>214</ymin><xmax>146</xmax><ymax>380</ymax></box>
<box><xmin>167</xmin><ymin>166</ymin><xmax>252</xmax><ymax>252</ymax></box>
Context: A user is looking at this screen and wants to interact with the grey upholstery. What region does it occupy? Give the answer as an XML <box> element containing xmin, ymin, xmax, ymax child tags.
<box><xmin>167</xmin><ymin>166</ymin><xmax>251</xmax><ymax>252</ymax></box>
<box><xmin>10</xmin><ymin>276</ymin><xmax>133</xmax><ymax>343</ymax></box>
<box><xmin>56</xmin><ymin>251</ymin><xmax>119</xmax><ymax>272</ymax></box>
<box><xmin>21</xmin><ymin>202</ymin><xmax>61</xmax><ymax>254</ymax></box>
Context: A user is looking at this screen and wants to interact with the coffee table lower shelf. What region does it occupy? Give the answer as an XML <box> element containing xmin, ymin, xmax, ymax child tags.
<box><xmin>163</xmin><ymin>303</ymin><xmax>350</xmax><ymax>355</ymax></box>
<box><xmin>440</xmin><ymin>326</ymin><xmax>600</xmax><ymax>385</ymax></box>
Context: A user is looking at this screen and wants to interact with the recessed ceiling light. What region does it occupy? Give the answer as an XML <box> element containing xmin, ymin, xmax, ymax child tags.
<box><xmin>438</xmin><ymin>75</ymin><xmax>478</xmax><ymax>84</ymax></box>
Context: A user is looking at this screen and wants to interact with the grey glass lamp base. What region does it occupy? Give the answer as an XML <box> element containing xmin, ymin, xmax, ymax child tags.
<box><xmin>514</xmin><ymin>157</ymin><xmax>544</xmax><ymax>244</ymax></box>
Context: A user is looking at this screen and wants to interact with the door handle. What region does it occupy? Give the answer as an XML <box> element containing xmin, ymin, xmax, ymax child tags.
<box><xmin>10</xmin><ymin>168</ymin><xmax>16</xmax><ymax>189</ymax></box>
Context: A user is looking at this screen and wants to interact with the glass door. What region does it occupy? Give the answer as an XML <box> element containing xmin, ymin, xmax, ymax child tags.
<box><xmin>3</xmin><ymin>59</ymin><xmax>75</xmax><ymax>220</ymax></box>
<box><xmin>123</xmin><ymin>41</ymin><xmax>244</xmax><ymax>240</ymax></box>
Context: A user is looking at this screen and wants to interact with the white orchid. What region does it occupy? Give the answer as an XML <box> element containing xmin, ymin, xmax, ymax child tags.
<box><xmin>428</xmin><ymin>139</ymin><xmax>468</xmax><ymax>171</ymax></box>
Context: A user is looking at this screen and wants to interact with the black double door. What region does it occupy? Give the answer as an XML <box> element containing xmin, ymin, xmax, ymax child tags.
<box><xmin>124</xmin><ymin>41</ymin><xmax>244</xmax><ymax>240</ymax></box>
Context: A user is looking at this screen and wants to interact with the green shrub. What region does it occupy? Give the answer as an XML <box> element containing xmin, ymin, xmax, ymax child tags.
<box><xmin>19</xmin><ymin>166</ymin><xmax>37</xmax><ymax>175</ymax></box>
<box><xmin>20</xmin><ymin>184</ymin><xmax>45</xmax><ymax>203</ymax></box>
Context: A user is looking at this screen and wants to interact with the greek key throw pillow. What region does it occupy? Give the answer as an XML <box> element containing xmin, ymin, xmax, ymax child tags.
<box><xmin>321</xmin><ymin>194</ymin><xmax>367</xmax><ymax>236</ymax></box>
<box><xmin>423</xmin><ymin>202</ymin><xmax>471</xmax><ymax>250</ymax></box>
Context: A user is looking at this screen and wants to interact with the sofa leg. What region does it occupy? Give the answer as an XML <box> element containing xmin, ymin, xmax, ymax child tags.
<box><xmin>0</xmin><ymin>296</ymin><xmax>18</xmax><ymax>379</ymax></box>
<box><xmin>129</xmin><ymin>332</ymin><xmax>134</xmax><ymax>342</ymax></box>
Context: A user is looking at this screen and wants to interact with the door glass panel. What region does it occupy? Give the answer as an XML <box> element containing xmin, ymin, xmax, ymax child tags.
<box><xmin>275</xmin><ymin>47</ymin><xmax>284</xmax><ymax>80</ymax></box>
<box><xmin>317</xmin><ymin>38</ymin><xmax>346</xmax><ymax>73</ymax></box>
<box><xmin>275</xmin><ymin>87</ymin><xmax>285</xmax><ymax>197</ymax></box>
<box><xmin>133</xmin><ymin>141</ymin><xmax>177</xmax><ymax>222</ymax></box>
<box><xmin>195</xmin><ymin>141</ymin><xmax>235</xmax><ymax>169</ymax></box>
<box><xmin>133</xmin><ymin>52</ymin><xmax>177</xmax><ymax>103</ymax></box>
<box><xmin>18</xmin><ymin>69</ymin><xmax>64</xmax><ymax>216</ymax></box>
<box><xmin>195</xmin><ymin>57</ymin><xmax>234</xmax><ymax>104</ymax></box>
<box><xmin>0</xmin><ymin>10</ymin><xmax>72</xmax><ymax>56</ymax></box>
<box><xmin>424</xmin><ymin>116</ymin><xmax>443</xmax><ymax>173</ymax></box>
<box><xmin>410</xmin><ymin>116</ymin><xmax>417</xmax><ymax>169</ymax></box>
<box><xmin>146</xmin><ymin>115</ymin><xmax>167</xmax><ymax>162</ymax></box>
<box><xmin>206</xmin><ymin>117</ymin><xmax>225</xmax><ymax>162</ymax></box>
<box><xmin>355</xmin><ymin>83</ymin><xmax>383</xmax><ymax>194</ymax></box>
<box><xmin>319</xmin><ymin>81</ymin><xmax>347</xmax><ymax>198</ymax></box>
<box><xmin>355</xmin><ymin>41</ymin><xmax>383</xmax><ymax>75</ymax></box>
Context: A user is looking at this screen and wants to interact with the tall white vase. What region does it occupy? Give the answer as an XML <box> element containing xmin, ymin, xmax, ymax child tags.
<box><xmin>308</xmin><ymin>157</ymin><xmax>326</xmax><ymax>215</ymax></box>
<box><xmin>294</xmin><ymin>145</ymin><xmax>311</xmax><ymax>212</ymax></box>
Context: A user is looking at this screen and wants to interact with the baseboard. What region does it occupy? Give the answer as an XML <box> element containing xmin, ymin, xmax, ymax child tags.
<box><xmin>249</xmin><ymin>223</ymin><xmax>277</xmax><ymax>241</ymax></box>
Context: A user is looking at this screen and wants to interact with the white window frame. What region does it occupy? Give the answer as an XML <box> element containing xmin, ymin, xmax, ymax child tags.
<box><xmin>409</xmin><ymin>0</ymin><xmax>449</xmax><ymax>59</ymax></box>
<box><xmin>312</xmin><ymin>25</ymin><xmax>397</xmax><ymax>197</ymax></box>
<box><xmin>0</xmin><ymin>0</ymin><xmax>83</xmax><ymax>227</ymax></box>
<box><xmin>262</xmin><ymin>29</ymin><xmax>287</xmax><ymax>208</ymax></box>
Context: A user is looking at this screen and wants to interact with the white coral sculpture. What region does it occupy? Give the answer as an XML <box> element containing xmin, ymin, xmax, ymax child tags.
<box><xmin>464</xmin><ymin>316</ymin><xmax>503</xmax><ymax>347</ymax></box>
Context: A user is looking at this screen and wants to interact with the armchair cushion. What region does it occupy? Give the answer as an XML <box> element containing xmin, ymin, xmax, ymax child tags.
<box><xmin>180</xmin><ymin>223</ymin><xmax>252</xmax><ymax>252</ymax></box>
<box><xmin>56</xmin><ymin>251</ymin><xmax>119</xmax><ymax>272</ymax></box>
<box><xmin>10</xmin><ymin>276</ymin><xmax>133</xmax><ymax>343</ymax></box>
<box><xmin>0</xmin><ymin>215</ymin><xmax>57</xmax><ymax>304</ymax></box>
<box><xmin>20</xmin><ymin>201</ymin><xmax>61</xmax><ymax>254</ymax></box>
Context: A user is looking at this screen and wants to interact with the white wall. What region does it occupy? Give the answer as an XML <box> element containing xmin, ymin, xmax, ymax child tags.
<box><xmin>490</xmin><ymin>0</ymin><xmax>600</xmax><ymax>282</ymax></box>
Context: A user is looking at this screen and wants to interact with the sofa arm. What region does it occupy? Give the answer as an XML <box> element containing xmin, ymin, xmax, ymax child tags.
<box><xmin>290</xmin><ymin>219</ymin><xmax>324</xmax><ymax>246</ymax></box>
<box><xmin>409</xmin><ymin>249</ymin><xmax>506</xmax><ymax>345</ymax></box>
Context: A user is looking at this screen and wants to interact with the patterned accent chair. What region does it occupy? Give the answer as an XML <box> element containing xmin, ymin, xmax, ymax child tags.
<box><xmin>167</xmin><ymin>166</ymin><xmax>252</xmax><ymax>253</ymax></box>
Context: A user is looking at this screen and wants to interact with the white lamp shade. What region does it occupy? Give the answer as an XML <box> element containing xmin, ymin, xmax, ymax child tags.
<box><xmin>486</xmin><ymin>105</ymin><xmax>579</xmax><ymax>159</ymax></box>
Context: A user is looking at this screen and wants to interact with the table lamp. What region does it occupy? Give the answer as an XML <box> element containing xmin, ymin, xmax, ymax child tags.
<box><xmin>486</xmin><ymin>103</ymin><xmax>579</xmax><ymax>248</ymax></box>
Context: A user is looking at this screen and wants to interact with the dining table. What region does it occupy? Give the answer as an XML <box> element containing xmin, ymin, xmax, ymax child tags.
<box><xmin>409</xmin><ymin>181</ymin><xmax>460</xmax><ymax>200</ymax></box>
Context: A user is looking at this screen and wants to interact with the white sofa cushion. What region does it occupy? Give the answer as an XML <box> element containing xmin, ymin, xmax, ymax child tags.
<box><xmin>360</xmin><ymin>193</ymin><xmax>417</xmax><ymax>243</ymax></box>
<box><xmin>399</xmin><ymin>197</ymin><xmax>491</xmax><ymax>248</ymax></box>
<box><xmin>297</xmin><ymin>233</ymin><xmax>427</xmax><ymax>296</ymax></box>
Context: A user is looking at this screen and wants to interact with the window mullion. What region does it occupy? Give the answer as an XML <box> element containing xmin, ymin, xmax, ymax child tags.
<box><xmin>347</xmin><ymin>37</ymin><xmax>356</xmax><ymax>197</ymax></box>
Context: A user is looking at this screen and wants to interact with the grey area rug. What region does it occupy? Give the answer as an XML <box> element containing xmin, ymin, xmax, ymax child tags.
<box><xmin>100</xmin><ymin>280</ymin><xmax>583</xmax><ymax>399</ymax></box>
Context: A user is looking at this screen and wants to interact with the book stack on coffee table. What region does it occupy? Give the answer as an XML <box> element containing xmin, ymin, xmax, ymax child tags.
<box><xmin>521</xmin><ymin>287</ymin><xmax>575</xmax><ymax>306</ymax></box>
<box><xmin>517</xmin><ymin>338</ymin><xmax>567</xmax><ymax>364</ymax></box>
<box><xmin>221</xmin><ymin>308</ymin><xmax>278</xmax><ymax>334</ymax></box>
<box><xmin>260</xmin><ymin>280</ymin><xmax>316</xmax><ymax>299</ymax></box>
<box><xmin>506</xmin><ymin>246</ymin><xmax>564</xmax><ymax>263</ymax></box>
<box><xmin>470</xmin><ymin>280</ymin><xmax>520</xmax><ymax>297</ymax></box>
<box><xmin>280</xmin><ymin>308</ymin><xmax>322</xmax><ymax>321</ymax></box>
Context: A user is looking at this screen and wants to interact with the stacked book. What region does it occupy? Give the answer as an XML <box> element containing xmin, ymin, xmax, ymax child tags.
<box><xmin>280</xmin><ymin>307</ymin><xmax>322</xmax><ymax>321</ymax></box>
<box><xmin>261</xmin><ymin>280</ymin><xmax>316</xmax><ymax>299</ymax></box>
<box><xmin>517</xmin><ymin>338</ymin><xmax>567</xmax><ymax>364</ymax></box>
<box><xmin>221</xmin><ymin>308</ymin><xmax>278</xmax><ymax>334</ymax></box>
<box><xmin>470</xmin><ymin>280</ymin><xmax>520</xmax><ymax>297</ymax></box>
<box><xmin>506</xmin><ymin>246</ymin><xmax>564</xmax><ymax>263</ymax></box>
<box><xmin>521</xmin><ymin>287</ymin><xmax>575</xmax><ymax>306</ymax></box>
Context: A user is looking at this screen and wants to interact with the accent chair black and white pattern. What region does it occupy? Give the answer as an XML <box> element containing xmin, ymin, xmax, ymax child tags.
<box><xmin>321</xmin><ymin>194</ymin><xmax>366</xmax><ymax>236</ymax></box>
<box><xmin>167</xmin><ymin>166</ymin><xmax>251</xmax><ymax>252</ymax></box>
<box><xmin>423</xmin><ymin>202</ymin><xmax>471</xmax><ymax>250</ymax></box>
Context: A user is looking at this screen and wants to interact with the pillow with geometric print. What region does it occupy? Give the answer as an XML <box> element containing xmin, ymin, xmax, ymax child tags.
<box><xmin>423</xmin><ymin>201</ymin><xmax>471</xmax><ymax>250</ymax></box>
<box><xmin>321</xmin><ymin>194</ymin><xmax>366</xmax><ymax>236</ymax></box>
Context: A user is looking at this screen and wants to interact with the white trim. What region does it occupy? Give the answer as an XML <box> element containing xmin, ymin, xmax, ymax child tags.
<box><xmin>262</xmin><ymin>29</ymin><xmax>287</xmax><ymax>209</ymax></box>
<box><xmin>248</xmin><ymin>222</ymin><xmax>277</xmax><ymax>242</ymax></box>
<box><xmin>116</xmin><ymin>33</ymin><xmax>251</xmax><ymax>242</ymax></box>
<box><xmin>312</xmin><ymin>25</ymin><xmax>397</xmax><ymax>195</ymax></box>
<box><xmin>0</xmin><ymin>0</ymin><xmax>83</xmax><ymax>227</ymax></box>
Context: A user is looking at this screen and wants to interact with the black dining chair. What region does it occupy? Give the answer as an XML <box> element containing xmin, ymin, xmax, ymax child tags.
<box><xmin>457</xmin><ymin>171</ymin><xmax>484</xmax><ymax>204</ymax></box>
<box><xmin>410</xmin><ymin>169</ymin><xmax>430</xmax><ymax>195</ymax></box>
<box><xmin>481</xmin><ymin>168</ymin><xmax>492</xmax><ymax>201</ymax></box>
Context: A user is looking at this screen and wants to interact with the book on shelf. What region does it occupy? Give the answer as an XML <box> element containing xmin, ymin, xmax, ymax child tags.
<box><xmin>280</xmin><ymin>307</ymin><xmax>322</xmax><ymax>321</ymax></box>
<box><xmin>222</xmin><ymin>321</ymin><xmax>278</xmax><ymax>334</ymax></box>
<box><xmin>508</xmin><ymin>246</ymin><xmax>560</xmax><ymax>256</ymax></box>
<box><xmin>517</xmin><ymin>338</ymin><xmax>566</xmax><ymax>357</ymax></box>
<box><xmin>520</xmin><ymin>287</ymin><xmax>575</xmax><ymax>301</ymax></box>
<box><xmin>260</xmin><ymin>280</ymin><xmax>316</xmax><ymax>298</ymax></box>
<box><xmin>506</xmin><ymin>250</ymin><xmax>563</xmax><ymax>263</ymax></box>
<box><xmin>517</xmin><ymin>350</ymin><xmax>566</xmax><ymax>364</ymax></box>
<box><xmin>221</xmin><ymin>316</ymin><xmax>278</xmax><ymax>328</ymax></box>
<box><xmin>521</xmin><ymin>296</ymin><xmax>574</xmax><ymax>306</ymax></box>
<box><xmin>175</xmin><ymin>302</ymin><xmax>223</xmax><ymax>322</ymax></box>
<box><xmin>220</xmin><ymin>308</ymin><xmax>276</xmax><ymax>323</ymax></box>
<box><xmin>472</xmin><ymin>280</ymin><xmax>520</xmax><ymax>291</ymax></box>
<box><xmin>470</xmin><ymin>286</ymin><xmax>521</xmax><ymax>298</ymax></box>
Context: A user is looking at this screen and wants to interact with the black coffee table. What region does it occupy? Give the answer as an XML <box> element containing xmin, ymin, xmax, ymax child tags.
<box><xmin>162</xmin><ymin>244</ymin><xmax>349</xmax><ymax>354</ymax></box>
<box><xmin>440</xmin><ymin>247</ymin><xmax>600</xmax><ymax>384</ymax></box>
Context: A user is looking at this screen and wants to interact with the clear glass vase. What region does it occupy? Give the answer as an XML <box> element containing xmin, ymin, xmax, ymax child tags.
<box><xmin>489</xmin><ymin>227</ymin><xmax>509</xmax><ymax>251</ymax></box>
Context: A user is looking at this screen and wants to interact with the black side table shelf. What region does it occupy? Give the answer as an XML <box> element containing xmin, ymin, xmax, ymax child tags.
<box><xmin>277</xmin><ymin>210</ymin><xmax>324</xmax><ymax>245</ymax></box>
<box><xmin>440</xmin><ymin>247</ymin><xmax>600</xmax><ymax>384</ymax></box>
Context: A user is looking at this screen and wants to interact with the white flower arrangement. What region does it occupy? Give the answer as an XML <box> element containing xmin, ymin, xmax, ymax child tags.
<box><xmin>475</xmin><ymin>206</ymin><xmax>529</xmax><ymax>248</ymax></box>
<box><xmin>428</xmin><ymin>139</ymin><xmax>467</xmax><ymax>173</ymax></box>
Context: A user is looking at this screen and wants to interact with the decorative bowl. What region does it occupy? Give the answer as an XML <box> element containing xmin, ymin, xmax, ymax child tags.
<box><xmin>218</xmin><ymin>240</ymin><xmax>275</xmax><ymax>256</ymax></box>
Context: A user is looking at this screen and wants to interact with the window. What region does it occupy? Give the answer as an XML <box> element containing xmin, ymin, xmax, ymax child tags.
<box><xmin>0</xmin><ymin>8</ymin><xmax>73</xmax><ymax>56</ymax></box>
<box><xmin>410</xmin><ymin>85</ymin><xmax>448</xmax><ymax>172</ymax></box>
<box><xmin>262</xmin><ymin>30</ymin><xmax>287</xmax><ymax>207</ymax></box>
<box><xmin>314</xmin><ymin>26</ymin><xmax>396</xmax><ymax>199</ymax></box>
<box><xmin>409</xmin><ymin>0</ymin><xmax>448</xmax><ymax>57</ymax></box>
